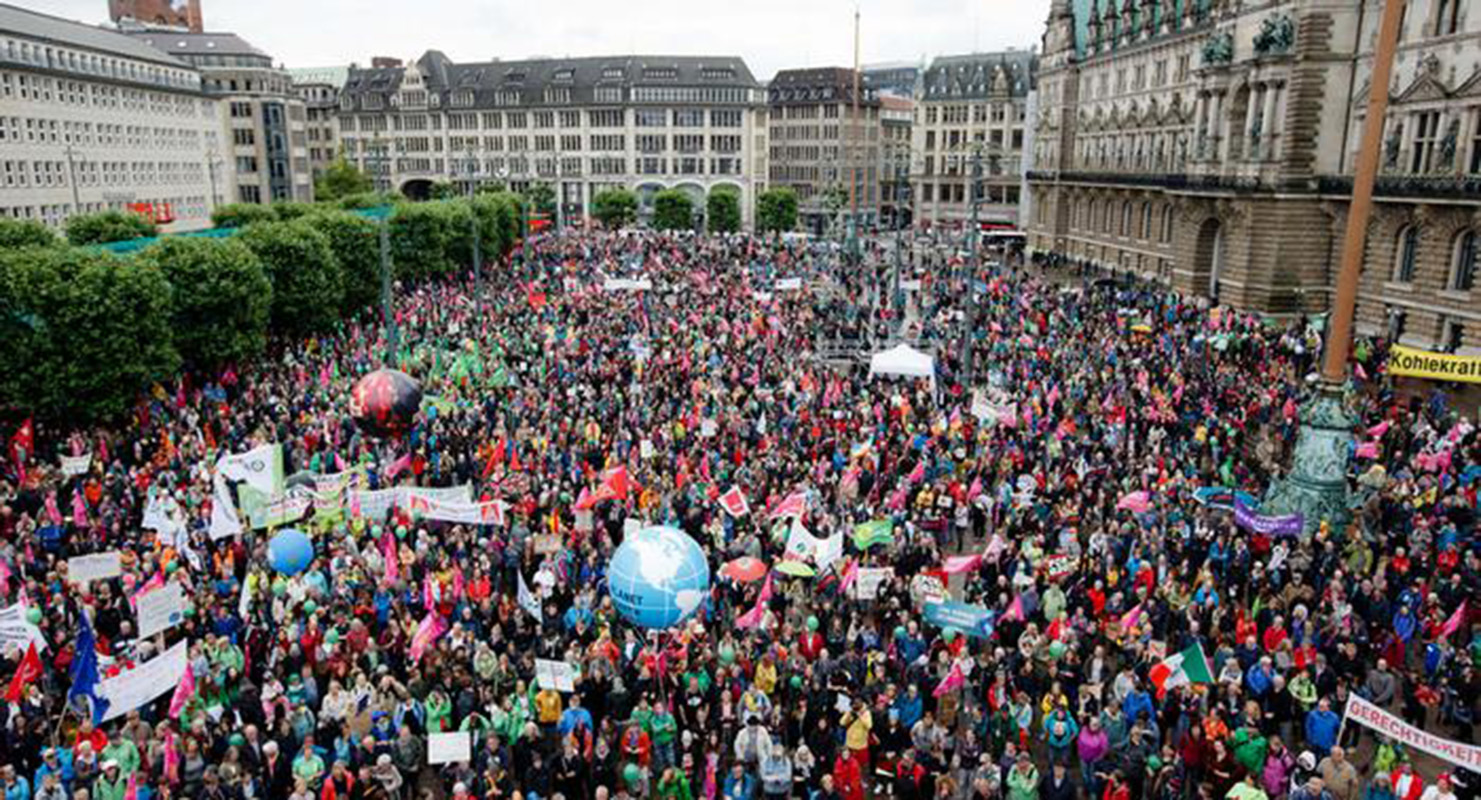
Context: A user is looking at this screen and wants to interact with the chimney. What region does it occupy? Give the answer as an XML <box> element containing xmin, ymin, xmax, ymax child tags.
<box><xmin>371</xmin><ymin>57</ymin><xmax>404</xmax><ymax>69</ymax></box>
<box><xmin>186</xmin><ymin>0</ymin><xmax>203</xmax><ymax>32</ymax></box>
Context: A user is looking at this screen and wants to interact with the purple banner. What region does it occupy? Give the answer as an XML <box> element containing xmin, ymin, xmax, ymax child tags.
<box><xmin>1233</xmin><ymin>498</ymin><xmax>1304</xmax><ymax>537</ymax></box>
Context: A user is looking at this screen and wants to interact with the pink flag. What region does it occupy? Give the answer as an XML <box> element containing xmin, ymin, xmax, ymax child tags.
<box><xmin>409</xmin><ymin>612</ymin><xmax>448</xmax><ymax>664</ymax></box>
<box><xmin>1120</xmin><ymin>603</ymin><xmax>1145</xmax><ymax>632</ymax></box>
<box><xmin>967</xmin><ymin>477</ymin><xmax>983</xmax><ymax>500</ymax></box>
<box><xmin>1004</xmin><ymin>594</ymin><xmax>1025</xmax><ymax>623</ymax></box>
<box><xmin>44</xmin><ymin>492</ymin><xmax>63</xmax><ymax>526</ymax></box>
<box><xmin>124</xmin><ymin>773</ymin><xmax>139</xmax><ymax>800</ymax></box>
<box><xmin>0</xmin><ymin>557</ymin><xmax>10</xmax><ymax>598</ymax></box>
<box><xmin>908</xmin><ymin>460</ymin><xmax>926</xmax><ymax>485</ymax></box>
<box><xmin>334</xmin><ymin>453</ymin><xmax>347</xmax><ymax>472</ymax></box>
<box><xmin>130</xmin><ymin>572</ymin><xmax>165</xmax><ymax>610</ymax></box>
<box><xmin>381</xmin><ymin>530</ymin><xmax>399</xmax><ymax>586</ymax></box>
<box><xmin>933</xmin><ymin>661</ymin><xmax>965</xmax><ymax>698</ymax></box>
<box><xmin>1368</xmin><ymin>420</ymin><xmax>1391</xmax><ymax>438</ymax></box>
<box><xmin>735</xmin><ymin>572</ymin><xmax>774</xmax><ymax>630</ymax></box>
<box><xmin>943</xmin><ymin>553</ymin><xmax>984</xmax><ymax>575</ymax></box>
<box><xmin>768</xmin><ymin>490</ymin><xmax>808</xmax><ymax>520</ymax></box>
<box><xmin>838</xmin><ymin>560</ymin><xmax>859</xmax><ymax>595</ymax></box>
<box><xmin>71</xmin><ymin>488</ymin><xmax>88</xmax><ymax>526</ymax></box>
<box><xmin>1355</xmin><ymin>442</ymin><xmax>1379</xmax><ymax>460</ymax></box>
<box><xmin>168</xmin><ymin>663</ymin><xmax>195</xmax><ymax>719</ymax></box>
<box><xmin>384</xmin><ymin>453</ymin><xmax>412</xmax><ymax>481</ymax></box>
<box><xmin>1442</xmin><ymin>601</ymin><xmax>1468</xmax><ymax>638</ymax></box>
<box><xmin>1354</xmin><ymin>362</ymin><xmax>1368</xmax><ymax>381</ymax></box>
<box><xmin>1116</xmin><ymin>491</ymin><xmax>1152</xmax><ymax>514</ymax></box>
<box><xmin>319</xmin><ymin>365</ymin><xmax>331</xmax><ymax>389</ymax></box>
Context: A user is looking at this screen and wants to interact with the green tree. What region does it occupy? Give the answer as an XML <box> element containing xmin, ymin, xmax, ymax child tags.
<box><xmin>0</xmin><ymin>219</ymin><xmax>57</xmax><ymax>249</ymax></box>
<box><xmin>522</xmin><ymin>182</ymin><xmax>557</xmax><ymax>223</ymax></box>
<box><xmin>429</xmin><ymin>180</ymin><xmax>458</xmax><ymax>201</ymax></box>
<box><xmin>592</xmin><ymin>188</ymin><xmax>639</xmax><ymax>229</ymax></box>
<box><xmin>337</xmin><ymin>191</ymin><xmax>400</xmax><ymax>211</ymax></box>
<box><xmin>388</xmin><ymin>203</ymin><xmax>456</xmax><ymax>280</ymax></box>
<box><xmin>756</xmin><ymin>188</ymin><xmax>799</xmax><ymax>234</ymax></box>
<box><xmin>467</xmin><ymin>193</ymin><xmax>521</xmax><ymax>263</ymax></box>
<box><xmin>707</xmin><ymin>187</ymin><xmax>742</xmax><ymax>234</ymax></box>
<box><xmin>0</xmin><ymin>246</ymin><xmax>178</xmax><ymax>423</ymax></box>
<box><xmin>313</xmin><ymin>157</ymin><xmax>374</xmax><ymax>202</ymax></box>
<box><xmin>137</xmin><ymin>238</ymin><xmax>271</xmax><ymax>370</ymax></box>
<box><xmin>652</xmin><ymin>189</ymin><xmax>694</xmax><ymax>231</ymax></box>
<box><xmin>271</xmin><ymin>201</ymin><xmax>319</xmax><ymax>221</ymax></box>
<box><xmin>301</xmin><ymin>211</ymin><xmax>382</xmax><ymax>315</ymax></box>
<box><xmin>212</xmin><ymin>203</ymin><xmax>277</xmax><ymax>229</ymax></box>
<box><xmin>237</xmin><ymin>221</ymin><xmax>344</xmax><ymax>336</ymax></box>
<box><xmin>64</xmin><ymin>210</ymin><xmax>156</xmax><ymax>246</ymax></box>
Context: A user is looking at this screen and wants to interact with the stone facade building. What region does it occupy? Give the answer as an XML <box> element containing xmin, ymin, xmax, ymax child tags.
<box><xmin>911</xmin><ymin>50</ymin><xmax>1038</xmax><ymax>230</ymax></box>
<box><xmin>126</xmin><ymin>28</ymin><xmax>313</xmax><ymax>204</ymax></box>
<box><xmin>108</xmin><ymin>0</ymin><xmax>201</xmax><ymax>33</ymax></box>
<box><xmin>767</xmin><ymin>67</ymin><xmax>881</xmax><ymax>235</ymax></box>
<box><xmin>880</xmin><ymin>95</ymin><xmax>915</xmax><ymax>229</ymax></box>
<box><xmin>336</xmin><ymin>52</ymin><xmax>766</xmax><ymax>228</ymax></box>
<box><xmin>1027</xmin><ymin>0</ymin><xmax>1480</xmax><ymax>352</ymax></box>
<box><xmin>288</xmin><ymin>66</ymin><xmax>347</xmax><ymax>181</ymax></box>
<box><xmin>0</xmin><ymin>2</ymin><xmax>223</xmax><ymax>230</ymax></box>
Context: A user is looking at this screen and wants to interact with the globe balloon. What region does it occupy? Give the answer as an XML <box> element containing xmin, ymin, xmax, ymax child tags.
<box><xmin>607</xmin><ymin>525</ymin><xmax>710</xmax><ymax>629</ymax></box>
<box><xmin>268</xmin><ymin>529</ymin><xmax>314</xmax><ymax>575</ymax></box>
<box><xmin>350</xmin><ymin>369</ymin><xmax>423</xmax><ymax>438</ymax></box>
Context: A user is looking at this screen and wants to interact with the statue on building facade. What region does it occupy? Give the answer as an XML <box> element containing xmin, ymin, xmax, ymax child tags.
<box><xmin>1203</xmin><ymin>32</ymin><xmax>1234</xmax><ymax>65</ymax></box>
<box><xmin>1253</xmin><ymin>14</ymin><xmax>1296</xmax><ymax>56</ymax></box>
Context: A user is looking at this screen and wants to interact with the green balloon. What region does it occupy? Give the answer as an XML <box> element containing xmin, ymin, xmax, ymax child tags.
<box><xmin>806</xmin><ymin>616</ymin><xmax>819</xmax><ymax>632</ymax></box>
<box><xmin>1147</xmin><ymin>755</ymin><xmax>1163</xmax><ymax>771</ymax></box>
<box><xmin>943</xmin><ymin>629</ymin><xmax>957</xmax><ymax>643</ymax></box>
<box><xmin>790</xmin><ymin>675</ymin><xmax>803</xmax><ymax>689</ymax></box>
<box><xmin>25</xmin><ymin>608</ymin><xmax>42</xmax><ymax>625</ymax></box>
<box><xmin>894</xmin><ymin>625</ymin><xmax>907</xmax><ymax>639</ymax></box>
<box><xmin>1049</xmin><ymin>641</ymin><xmax>1067</xmax><ymax>660</ymax></box>
<box><xmin>303</xmin><ymin>600</ymin><xmax>318</xmax><ymax>615</ymax></box>
<box><xmin>272</xmin><ymin>581</ymin><xmax>287</xmax><ymax>597</ymax></box>
<box><xmin>229</xmin><ymin>733</ymin><xmax>246</xmax><ymax>748</ymax></box>
<box><xmin>326</xmin><ymin>629</ymin><xmax>341</xmax><ymax>644</ymax></box>
<box><xmin>166</xmin><ymin>561</ymin><xmax>179</xmax><ymax>575</ymax></box>
<box><xmin>183</xmin><ymin>606</ymin><xmax>196</xmax><ymax>618</ymax></box>
<box><xmin>718</xmin><ymin>645</ymin><xmax>735</xmax><ymax>665</ymax></box>
<box><xmin>623</xmin><ymin>763</ymin><xmax>642</xmax><ymax>786</ymax></box>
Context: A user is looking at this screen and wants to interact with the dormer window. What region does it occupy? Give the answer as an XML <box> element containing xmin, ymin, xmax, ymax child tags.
<box><xmin>505</xmin><ymin>70</ymin><xmax>526</xmax><ymax>82</ymax></box>
<box><xmin>602</xmin><ymin>67</ymin><xmax>625</xmax><ymax>79</ymax></box>
<box><xmin>452</xmin><ymin>90</ymin><xmax>474</xmax><ymax>107</ymax></box>
<box><xmin>553</xmin><ymin>69</ymin><xmax>575</xmax><ymax>82</ymax></box>
<box><xmin>642</xmin><ymin>66</ymin><xmax>679</xmax><ymax>80</ymax></box>
<box><xmin>700</xmin><ymin>67</ymin><xmax>734</xmax><ymax>80</ymax></box>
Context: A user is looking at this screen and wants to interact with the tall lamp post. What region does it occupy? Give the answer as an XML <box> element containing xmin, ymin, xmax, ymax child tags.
<box><xmin>1262</xmin><ymin>0</ymin><xmax>1407</xmax><ymax>534</ymax></box>
<box><xmin>463</xmin><ymin>147</ymin><xmax>483</xmax><ymax>311</ymax></box>
<box><xmin>959</xmin><ymin>143</ymin><xmax>986</xmax><ymax>388</ymax></box>
<box><xmin>205</xmin><ymin>149</ymin><xmax>224</xmax><ymax>214</ymax></box>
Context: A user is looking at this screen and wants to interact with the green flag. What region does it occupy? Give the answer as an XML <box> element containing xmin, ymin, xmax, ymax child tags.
<box><xmin>852</xmin><ymin>519</ymin><xmax>894</xmax><ymax>550</ymax></box>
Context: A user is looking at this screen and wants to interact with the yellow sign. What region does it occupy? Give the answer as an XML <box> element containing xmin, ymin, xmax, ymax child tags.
<box><xmin>1387</xmin><ymin>344</ymin><xmax>1481</xmax><ymax>383</ymax></box>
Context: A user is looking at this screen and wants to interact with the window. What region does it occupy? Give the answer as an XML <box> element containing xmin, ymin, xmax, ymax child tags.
<box><xmin>229</xmin><ymin>101</ymin><xmax>252</xmax><ymax>118</ymax></box>
<box><xmin>507</xmin><ymin>112</ymin><xmax>527</xmax><ymax>128</ymax></box>
<box><xmin>673</xmin><ymin>108</ymin><xmax>705</xmax><ymax>127</ymax></box>
<box><xmin>642</xmin><ymin>67</ymin><xmax>679</xmax><ymax>80</ymax></box>
<box><xmin>1451</xmin><ymin>230</ymin><xmax>1476</xmax><ymax>291</ymax></box>
<box><xmin>1470</xmin><ymin>109</ymin><xmax>1481</xmax><ymax>174</ymax></box>
<box><xmin>534</xmin><ymin>135</ymin><xmax>555</xmax><ymax>151</ymax></box>
<box><xmin>560</xmin><ymin>134</ymin><xmax>581</xmax><ymax>151</ymax></box>
<box><xmin>1140</xmin><ymin>202</ymin><xmax>1153</xmax><ymax>239</ymax></box>
<box><xmin>1160</xmin><ymin>204</ymin><xmax>1174</xmax><ymax>243</ymax></box>
<box><xmin>232</xmin><ymin>128</ymin><xmax>255</xmax><ymax>146</ymax></box>
<box><xmin>1393</xmin><ymin>225</ymin><xmax>1419</xmax><ymax>282</ymax></box>
<box><xmin>636</xmin><ymin>134</ymin><xmax>666</xmax><ymax>153</ymax></box>
<box><xmin>1410</xmin><ymin>111</ymin><xmax>1441</xmax><ymax>172</ymax></box>
<box><xmin>238</xmin><ymin>185</ymin><xmax>261</xmax><ymax>203</ymax></box>
<box><xmin>635</xmin><ymin>109</ymin><xmax>667</xmax><ymax>127</ymax></box>
<box><xmin>590</xmin><ymin>134</ymin><xmax>624</xmax><ymax>151</ymax></box>
<box><xmin>534</xmin><ymin>111</ymin><xmax>554</xmax><ymax>128</ymax></box>
<box><xmin>1434</xmin><ymin>0</ymin><xmax>1460</xmax><ymax>35</ymax></box>
<box><xmin>588</xmin><ymin>109</ymin><xmax>624</xmax><ymax>127</ymax></box>
<box><xmin>559</xmin><ymin>110</ymin><xmax>580</xmax><ymax>128</ymax></box>
<box><xmin>711</xmin><ymin>109</ymin><xmax>742</xmax><ymax>127</ymax></box>
<box><xmin>235</xmin><ymin>155</ymin><xmax>258</xmax><ymax>173</ymax></box>
<box><xmin>595</xmin><ymin>86</ymin><xmax>623</xmax><ymax>103</ymax></box>
<box><xmin>1121</xmin><ymin>202</ymin><xmax>1133</xmax><ymax>236</ymax></box>
<box><xmin>674</xmin><ymin>134</ymin><xmax>704</xmax><ymax>153</ymax></box>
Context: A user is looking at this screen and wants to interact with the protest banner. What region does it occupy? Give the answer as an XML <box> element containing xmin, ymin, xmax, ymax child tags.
<box><xmin>603</xmin><ymin>277</ymin><xmax>653</xmax><ymax>291</ymax></box>
<box><xmin>1192</xmin><ymin>486</ymin><xmax>1258</xmax><ymax>510</ymax></box>
<box><xmin>249</xmin><ymin>495</ymin><xmax>311</xmax><ymax>530</ymax></box>
<box><xmin>1042</xmin><ymin>553</ymin><xmax>1077</xmax><ymax>582</ymax></box>
<box><xmin>98</xmin><ymin>640</ymin><xmax>187</xmax><ymax>722</ymax></box>
<box><xmin>1342</xmin><ymin>694</ymin><xmax>1481</xmax><ymax>770</ymax></box>
<box><xmin>923</xmin><ymin>601</ymin><xmax>996</xmax><ymax>639</ymax></box>
<box><xmin>0</xmin><ymin>604</ymin><xmax>46</xmax><ymax>652</ymax></box>
<box><xmin>67</xmin><ymin>552</ymin><xmax>122</xmax><ymax>584</ymax></box>
<box><xmin>535</xmin><ymin>659</ymin><xmax>576</xmax><ymax>692</ymax></box>
<box><xmin>1233</xmin><ymin>497</ymin><xmax>1304</xmax><ymax>537</ymax></box>
<box><xmin>775</xmin><ymin>277</ymin><xmax>803</xmax><ymax>290</ymax></box>
<box><xmin>1387</xmin><ymin>343</ymin><xmax>1481</xmax><ymax>384</ymax></box>
<box><xmin>852</xmin><ymin>567</ymin><xmax>893</xmax><ymax>600</ymax></box>
<box><xmin>533</xmin><ymin>533</ymin><xmax>563</xmax><ymax>555</ymax></box>
<box><xmin>60</xmin><ymin>454</ymin><xmax>91</xmax><ymax>477</ymax></box>
<box><xmin>136</xmin><ymin>581</ymin><xmax>187</xmax><ymax>639</ymax></box>
<box><xmin>427</xmin><ymin>731</ymin><xmax>472</xmax><ymax>765</ymax></box>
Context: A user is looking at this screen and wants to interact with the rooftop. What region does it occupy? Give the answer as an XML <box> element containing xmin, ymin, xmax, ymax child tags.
<box><xmin>127</xmin><ymin>29</ymin><xmax>269</xmax><ymax>60</ymax></box>
<box><xmin>0</xmin><ymin>2</ymin><xmax>191</xmax><ymax>67</ymax></box>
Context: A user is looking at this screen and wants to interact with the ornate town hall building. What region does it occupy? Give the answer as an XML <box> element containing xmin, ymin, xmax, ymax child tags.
<box><xmin>1027</xmin><ymin>0</ymin><xmax>1481</xmax><ymax>353</ymax></box>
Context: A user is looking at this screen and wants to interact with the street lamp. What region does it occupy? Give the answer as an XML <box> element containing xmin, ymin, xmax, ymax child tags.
<box><xmin>205</xmin><ymin>149</ymin><xmax>224</xmax><ymax>213</ymax></box>
<box><xmin>495</xmin><ymin>165</ymin><xmax>527</xmax><ymax>267</ymax></box>
<box><xmin>463</xmin><ymin>147</ymin><xmax>484</xmax><ymax>311</ymax></box>
<box><xmin>365</xmin><ymin>137</ymin><xmax>398</xmax><ymax>366</ymax></box>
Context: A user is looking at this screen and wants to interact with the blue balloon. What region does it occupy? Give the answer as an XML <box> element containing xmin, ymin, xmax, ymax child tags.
<box><xmin>607</xmin><ymin>525</ymin><xmax>710</xmax><ymax>629</ymax></box>
<box><xmin>268</xmin><ymin>529</ymin><xmax>314</xmax><ymax>575</ymax></box>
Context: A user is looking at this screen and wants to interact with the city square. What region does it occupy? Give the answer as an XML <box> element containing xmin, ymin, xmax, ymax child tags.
<box><xmin>0</xmin><ymin>1</ymin><xmax>1478</xmax><ymax>799</ymax></box>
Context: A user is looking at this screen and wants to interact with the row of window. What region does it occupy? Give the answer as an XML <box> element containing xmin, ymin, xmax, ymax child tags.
<box><xmin>917</xmin><ymin>181</ymin><xmax>1021</xmax><ymax>205</ymax></box>
<box><xmin>0</xmin><ymin>72</ymin><xmax>212</xmax><ymax>118</ymax></box>
<box><xmin>923</xmin><ymin>102</ymin><xmax>1025</xmax><ymax>125</ymax></box>
<box><xmin>346</xmin><ymin>132</ymin><xmax>743</xmax><ymax>156</ymax></box>
<box><xmin>344</xmin><ymin>108</ymin><xmax>745</xmax><ymax>135</ymax></box>
<box><xmin>0</xmin><ymin>158</ymin><xmax>207</xmax><ymax>189</ymax></box>
<box><xmin>1384</xmin><ymin>109</ymin><xmax>1481</xmax><ymax>176</ymax></box>
<box><xmin>1071</xmin><ymin>198</ymin><xmax>1178</xmax><ymax>245</ymax></box>
<box><xmin>359</xmin><ymin>154</ymin><xmax>744</xmax><ymax>179</ymax></box>
<box><xmin>923</xmin><ymin>128</ymin><xmax>1026</xmax><ymax>152</ymax></box>
<box><xmin>0</xmin><ymin>37</ymin><xmax>197</xmax><ymax>91</ymax></box>
<box><xmin>0</xmin><ymin>116</ymin><xmax>207</xmax><ymax>152</ymax></box>
<box><xmin>1390</xmin><ymin>226</ymin><xmax>1477</xmax><ymax>292</ymax></box>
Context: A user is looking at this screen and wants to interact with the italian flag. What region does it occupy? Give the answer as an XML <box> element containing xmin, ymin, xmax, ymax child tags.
<box><xmin>1149</xmin><ymin>642</ymin><xmax>1214</xmax><ymax>697</ymax></box>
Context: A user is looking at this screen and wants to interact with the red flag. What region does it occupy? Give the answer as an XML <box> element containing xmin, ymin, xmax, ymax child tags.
<box><xmin>942</xmin><ymin>553</ymin><xmax>983</xmax><ymax>575</ymax></box>
<box><xmin>768</xmin><ymin>490</ymin><xmax>807</xmax><ymax>520</ymax></box>
<box><xmin>1442</xmin><ymin>601</ymin><xmax>1468</xmax><ymax>638</ymax></box>
<box><xmin>718</xmin><ymin>486</ymin><xmax>750</xmax><ymax>517</ymax></box>
<box><xmin>9</xmin><ymin>417</ymin><xmax>33</xmax><ymax>481</ymax></box>
<box><xmin>4</xmin><ymin>641</ymin><xmax>41</xmax><ymax>702</ymax></box>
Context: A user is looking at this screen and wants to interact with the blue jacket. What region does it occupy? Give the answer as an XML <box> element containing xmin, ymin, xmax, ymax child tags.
<box><xmin>723</xmin><ymin>773</ymin><xmax>756</xmax><ymax>800</ymax></box>
<box><xmin>1305</xmin><ymin>708</ymin><xmax>1340</xmax><ymax>751</ymax></box>
<box><xmin>1246</xmin><ymin>665</ymin><xmax>1273</xmax><ymax>697</ymax></box>
<box><xmin>892</xmin><ymin>693</ymin><xmax>924</xmax><ymax>729</ymax></box>
<box><xmin>1122</xmin><ymin>690</ymin><xmax>1154</xmax><ymax>725</ymax></box>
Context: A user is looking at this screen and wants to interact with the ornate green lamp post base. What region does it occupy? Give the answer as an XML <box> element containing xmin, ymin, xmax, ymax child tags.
<box><xmin>1261</xmin><ymin>383</ymin><xmax>1353</xmax><ymax>536</ymax></box>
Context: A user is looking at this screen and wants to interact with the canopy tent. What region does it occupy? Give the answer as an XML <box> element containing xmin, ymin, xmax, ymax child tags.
<box><xmin>869</xmin><ymin>344</ymin><xmax>935</xmax><ymax>386</ymax></box>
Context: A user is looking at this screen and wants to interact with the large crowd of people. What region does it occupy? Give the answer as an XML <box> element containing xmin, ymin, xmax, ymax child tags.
<box><xmin>0</xmin><ymin>229</ymin><xmax>1475</xmax><ymax>800</ymax></box>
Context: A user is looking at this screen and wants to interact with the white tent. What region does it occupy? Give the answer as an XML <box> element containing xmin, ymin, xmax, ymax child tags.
<box><xmin>868</xmin><ymin>344</ymin><xmax>935</xmax><ymax>385</ymax></box>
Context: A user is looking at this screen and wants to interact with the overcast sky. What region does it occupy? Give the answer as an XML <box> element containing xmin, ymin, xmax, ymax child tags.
<box><xmin>21</xmin><ymin>0</ymin><xmax>1048</xmax><ymax>80</ymax></box>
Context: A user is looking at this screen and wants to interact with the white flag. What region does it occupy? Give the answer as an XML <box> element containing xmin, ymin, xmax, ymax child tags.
<box><xmin>517</xmin><ymin>571</ymin><xmax>542</xmax><ymax>623</ymax></box>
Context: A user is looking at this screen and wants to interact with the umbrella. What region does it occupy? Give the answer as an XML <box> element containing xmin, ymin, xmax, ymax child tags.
<box><xmin>775</xmin><ymin>560</ymin><xmax>816</xmax><ymax>578</ymax></box>
<box><xmin>719</xmin><ymin>556</ymin><xmax>768</xmax><ymax>583</ymax></box>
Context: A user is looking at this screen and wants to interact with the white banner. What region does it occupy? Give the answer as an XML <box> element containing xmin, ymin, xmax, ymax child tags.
<box><xmin>60</xmin><ymin>454</ymin><xmax>92</xmax><ymax>477</ymax></box>
<box><xmin>1343</xmin><ymin>694</ymin><xmax>1481</xmax><ymax>770</ymax></box>
<box><xmin>98</xmin><ymin>640</ymin><xmax>188</xmax><ymax>722</ymax></box>
<box><xmin>406</xmin><ymin>496</ymin><xmax>507</xmax><ymax>526</ymax></box>
<box><xmin>249</xmin><ymin>495</ymin><xmax>311</xmax><ymax>530</ymax></box>
<box><xmin>775</xmin><ymin>277</ymin><xmax>803</xmax><ymax>291</ymax></box>
<box><xmin>603</xmin><ymin>277</ymin><xmax>653</xmax><ymax>292</ymax></box>
<box><xmin>67</xmin><ymin>552</ymin><xmax>122</xmax><ymax>584</ymax></box>
<box><xmin>852</xmin><ymin>567</ymin><xmax>893</xmax><ymax>600</ymax></box>
<box><xmin>536</xmin><ymin>659</ymin><xmax>576</xmax><ymax>692</ymax></box>
<box><xmin>142</xmin><ymin>493</ymin><xmax>184</xmax><ymax>537</ymax></box>
<box><xmin>136</xmin><ymin>581</ymin><xmax>187</xmax><ymax>639</ymax></box>
<box><xmin>428</xmin><ymin>731</ymin><xmax>471</xmax><ymax>765</ymax></box>
<box><xmin>0</xmin><ymin>604</ymin><xmax>46</xmax><ymax>652</ymax></box>
<box><xmin>900</xmin><ymin>279</ymin><xmax>922</xmax><ymax>291</ymax></box>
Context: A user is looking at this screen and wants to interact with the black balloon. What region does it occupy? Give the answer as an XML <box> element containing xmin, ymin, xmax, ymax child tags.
<box><xmin>350</xmin><ymin>369</ymin><xmax>423</xmax><ymax>437</ymax></box>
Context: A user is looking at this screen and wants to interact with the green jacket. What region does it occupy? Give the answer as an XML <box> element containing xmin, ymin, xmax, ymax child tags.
<box><xmin>100</xmin><ymin>740</ymin><xmax>140</xmax><ymax>776</ymax></box>
<box><xmin>1007</xmin><ymin>765</ymin><xmax>1039</xmax><ymax>800</ymax></box>
<box><xmin>93</xmin><ymin>774</ymin><xmax>128</xmax><ymax>800</ymax></box>
<box><xmin>1232</xmin><ymin>729</ymin><xmax>1268</xmax><ymax>775</ymax></box>
<box><xmin>657</xmin><ymin>772</ymin><xmax>694</xmax><ymax>800</ymax></box>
